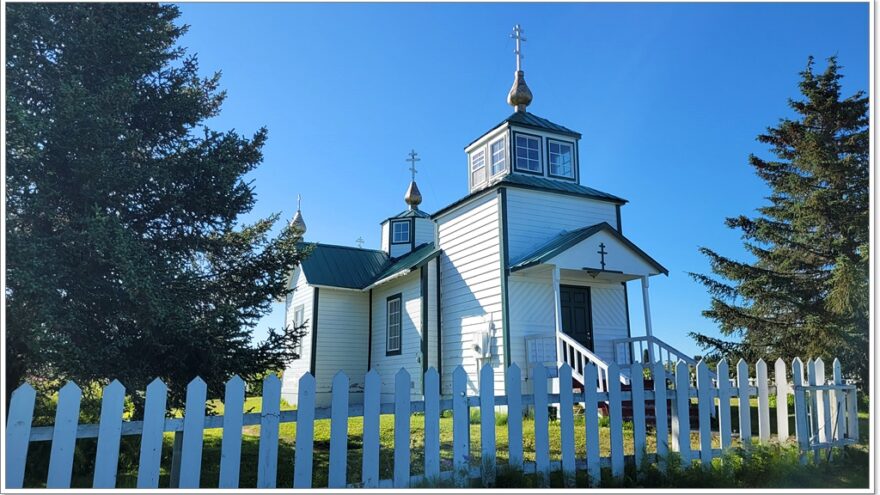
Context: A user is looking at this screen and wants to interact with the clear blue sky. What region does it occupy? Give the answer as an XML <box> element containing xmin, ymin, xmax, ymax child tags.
<box><xmin>176</xmin><ymin>2</ymin><xmax>869</xmax><ymax>358</ymax></box>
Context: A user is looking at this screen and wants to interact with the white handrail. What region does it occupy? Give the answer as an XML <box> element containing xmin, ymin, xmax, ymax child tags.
<box><xmin>556</xmin><ymin>332</ymin><xmax>614</xmax><ymax>392</ymax></box>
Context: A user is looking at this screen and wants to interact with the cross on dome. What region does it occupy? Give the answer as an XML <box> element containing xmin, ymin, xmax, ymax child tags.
<box><xmin>507</xmin><ymin>24</ymin><xmax>533</xmax><ymax>112</ymax></box>
<box><xmin>406</xmin><ymin>149</ymin><xmax>420</xmax><ymax>182</ymax></box>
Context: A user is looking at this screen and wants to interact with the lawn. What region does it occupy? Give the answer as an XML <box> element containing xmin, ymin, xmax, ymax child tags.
<box><xmin>21</xmin><ymin>397</ymin><xmax>870</xmax><ymax>489</ymax></box>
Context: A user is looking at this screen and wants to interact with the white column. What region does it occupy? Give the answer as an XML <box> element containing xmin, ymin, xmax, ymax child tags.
<box><xmin>641</xmin><ymin>275</ymin><xmax>656</xmax><ymax>364</ymax></box>
<box><xmin>552</xmin><ymin>265</ymin><xmax>562</xmax><ymax>335</ymax></box>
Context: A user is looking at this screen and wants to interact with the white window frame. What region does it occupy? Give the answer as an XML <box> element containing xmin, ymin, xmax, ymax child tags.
<box><xmin>386</xmin><ymin>295</ymin><xmax>402</xmax><ymax>354</ymax></box>
<box><xmin>470</xmin><ymin>149</ymin><xmax>486</xmax><ymax>186</ymax></box>
<box><xmin>489</xmin><ymin>137</ymin><xmax>506</xmax><ymax>176</ymax></box>
<box><xmin>548</xmin><ymin>139</ymin><xmax>575</xmax><ymax>179</ymax></box>
<box><xmin>514</xmin><ymin>133</ymin><xmax>542</xmax><ymax>173</ymax></box>
<box><xmin>391</xmin><ymin>220</ymin><xmax>410</xmax><ymax>244</ymax></box>
<box><xmin>292</xmin><ymin>305</ymin><xmax>305</xmax><ymax>359</ymax></box>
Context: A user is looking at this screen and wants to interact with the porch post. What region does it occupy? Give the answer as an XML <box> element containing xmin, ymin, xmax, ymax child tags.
<box><xmin>552</xmin><ymin>265</ymin><xmax>562</xmax><ymax>335</ymax></box>
<box><xmin>641</xmin><ymin>275</ymin><xmax>656</xmax><ymax>364</ymax></box>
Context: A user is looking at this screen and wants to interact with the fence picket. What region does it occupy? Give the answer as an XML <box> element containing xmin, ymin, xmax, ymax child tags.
<box><xmin>716</xmin><ymin>359</ymin><xmax>732</xmax><ymax>450</ymax></box>
<box><xmin>329</xmin><ymin>371</ymin><xmax>350</xmax><ymax>488</ymax></box>
<box><xmin>583</xmin><ymin>363</ymin><xmax>601</xmax><ymax>485</ymax></box>
<box><xmin>362</xmin><ymin>369</ymin><xmax>381</xmax><ymax>487</ymax></box>
<box><xmin>219</xmin><ymin>376</ymin><xmax>245</xmax><ymax>489</ymax></box>
<box><xmin>696</xmin><ymin>361</ymin><xmax>712</xmax><ymax>466</ymax></box>
<box><xmin>630</xmin><ymin>362</ymin><xmax>646</xmax><ymax>469</ymax></box>
<box><xmin>479</xmin><ymin>364</ymin><xmax>496</xmax><ymax>485</ymax></box>
<box><xmin>6</xmin><ymin>383</ymin><xmax>37</xmax><ymax>489</ymax></box>
<box><xmin>832</xmin><ymin>359</ymin><xmax>844</xmax><ymax>444</ymax></box>
<box><xmin>774</xmin><ymin>359</ymin><xmax>789</xmax><ymax>441</ymax></box>
<box><xmin>792</xmin><ymin>358</ymin><xmax>808</xmax><ymax>464</ymax></box>
<box><xmin>424</xmin><ymin>368</ymin><xmax>441</xmax><ymax>480</ymax></box>
<box><xmin>756</xmin><ymin>359</ymin><xmax>770</xmax><ymax>442</ymax></box>
<box><xmin>257</xmin><ymin>374</ymin><xmax>281</xmax><ymax>488</ymax></box>
<box><xmin>608</xmin><ymin>362</ymin><xmax>624</xmax><ymax>478</ymax></box>
<box><xmin>815</xmin><ymin>358</ymin><xmax>831</xmax><ymax>449</ymax></box>
<box><xmin>452</xmin><ymin>366</ymin><xmax>469</xmax><ymax>487</ymax></box>
<box><xmin>93</xmin><ymin>380</ymin><xmax>126</xmax><ymax>488</ymax></box>
<box><xmin>178</xmin><ymin>377</ymin><xmax>207</xmax><ymax>488</ymax></box>
<box><xmin>806</xmin><ymin>359</ymin><xmax>819</xmax><ymax>462</ymax></box>
<box><xmin>47</xmin><ymin>381</ymin><xmax>82</xmax><ymax>488</ymax></box>
<box><xmin>394</xmin><ymin>368</ymin><xmax>411</xmax><ymax>488</ymax></box>
<box><xmin>293</xmin><ymin>373</ymin><xmax>316</xmax><ymax>488</ymax></box>
<box><xmin>674</xmin><ymin>361</ymin><xmax>691</xmax><ymax>464</ymax></box>
<box><xmin>506</xmin><ymin>363</ymin><xmax>524</xmax><ymax>471</ymax></box>
<box><xmin>533</xmin><ymin>364</ymin><xmax>551</xmax><ymax>486</ymax></box>
<box><xmin>137</xmin><ymin>379</ymin><xmax>168</xmax><ymax>488</ymax></box>
<box><xmin>652</xmin><ymin>361</ymin><xmax>668</xmax><ymax>471</ymax></box>
<box><xmin>846</xmin><ymin>376</ymin><xmax>859</xmax><ymax>441</ymax></box>
<box><xmin>559</xmin><ymin>363</ymin><xmax>575</xmax><ymax>486</ymax></box>
<box><xmin>736</xmin><ymin>359</ymin><xmax>752</xmax><ymax>448</ymax></box>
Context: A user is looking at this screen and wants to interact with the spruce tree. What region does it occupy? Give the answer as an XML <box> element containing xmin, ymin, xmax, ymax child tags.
<box><xmin>6</xmin><ymin>3</ymin><xmax>305</xmax><ymax>406</ymax></box>
<box><xmin>690</xmin><ymin>57</ymin><xmax>869</xmax><ymax>387</ymax></box>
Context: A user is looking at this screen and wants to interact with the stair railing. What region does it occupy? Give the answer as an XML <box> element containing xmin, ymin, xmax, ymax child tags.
<box><xmin>556</xmin><ymin>331</ymin><xmax>614</xmax><ymax>392</ymax></box>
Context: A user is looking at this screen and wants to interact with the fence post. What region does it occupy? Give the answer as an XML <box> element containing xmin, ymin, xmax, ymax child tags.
<box><xmin>652</xmin><ymin>361</ymin><xmax>669</xmax><ymax>472</ymax></box>
<box><xmin>219</xmin><ymin>375</ymin><xmax>245</xmax><ymax>489</ymax></box>
<box><xmin>47</xmin><ymin>381</ymin><xmax>83</xmax><ymax>489</ymax></box>
<box><xmin>93</xmin><ymin>380</ymin><xmax>126</xmax><ymax>488</ymax></box>
<box><xmin>329</xmin><ymin>371</ymin><xmax>350</xmax><ymax>488</ymax></box>
<box><xmin>424</xmin><ymin>367</ymin><xmax>441</xmax><ymax>481</ymax></box>
<box><xmin>293</xmin><ymin>373</ymin><xmax>316</xmax><ymax>488</ymax></box>
<box><xmin>807</xmin><ymin>359</ymin><xmax>820</xmax><ymax>462</ymax></box>
<box><xmin>630</xmin><ymin>362</ymin><xmax>647</xmax><ymax>469</ymax></box>
<box><xmin>716</xmin><ymin>359</ymin><xmax>732</xmax><ymax>451</ymax></box>
<box><xmin>774</xmin><ymin>358</ymin><xmax>789</xmax><ymax>441</ymax></box>
<box><xmin>5</xmin><ymin>383</ymin><xmax>37</xmax><ymax>489</ymax></box>
<box><xmin>362</xmin><ymin>369</ymin><xmax>381</xmax><ymax>487</ymax></box>
<box><xmin>674</xmin><ymin>360</ymin><xmax>691</xmax><ymax>464</ymax></box>
<box><xmin>137</xmin><ymin>379</ymin><xmax>168</xmax><ymax>488</ymax></box>
<box><xmin>792</xmin><ymin>358</ymin><xmax>808</xmax><ymax>464</ymax></box>
<box><xmin>257</xmin><ymin>374</ymin><xmax>281</xmax><ymax>488</ymax></box>
<box><xmin>831</xmin><ymin>359</ymin><xmax>842</xmax><ymax>445</ymax></box>
<box><xmin>506</xmin><ymin>363</ymin><xmax>524</xmax><ymax>472</ymax></box>
<box><xmin>533</xmin><ymin>364</ymin><xmax>551</xmax><ymax>486</ymax></box>
<box><xmin>479</xmin><ymin>364</ymin><xmax>496</xmax><ymax>486</ymax></box>
<box><xmin>559</xmin><ymin>363</ymin><xmax>576</xmax><ymax>486</ymax></box>
<box><xmin>583</xmin><ymin>362</ymin><xmax>601</xmax><ymax>485</ymax></box>
<box><xmin>169</xmin><ymin>432</ymin><xmax>183</xmax><ymax>488</ymax></box>
<box><xmin>815</xmin><ymin>358</ymin><xmax>831</xmax><ymax>454</ymax></box>
<box><xmin>696</xmin><ymin>360</ymin><xmax>712</xmax><ymax>466</ymax></box>
<box><xmin>608</xmin><ymin>362</ymin><xmax>625</xmax><ymax>478</ymax></box>
<box><xmin>756</xmin><ymin>359</ymin><xmax>771</xmax><ymax>443</ymax></box>
<box><xmin>736</xmin><ymin>359</ymin><xmax>752</xmax><ymax>449</ymax></box>
<box><xmin>178</xmin><ymin>377</ymin><xmax>207</xmax><ymax>489</ymax></box>
<box><xmin>452</xmin><ymin>366</ymin><xmax>469</xmax><ymax>487</ymax></box>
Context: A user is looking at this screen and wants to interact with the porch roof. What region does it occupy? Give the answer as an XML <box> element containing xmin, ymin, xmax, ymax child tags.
<box><xmin>508</xmin><ymin>222</ymin><xmax>668</xmax><ymax>275</ymax></box>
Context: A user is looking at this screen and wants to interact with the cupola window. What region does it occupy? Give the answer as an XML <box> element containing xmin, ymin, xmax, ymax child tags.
<box><xmin>514</xmin><ymin>133</ymin><xmax>542</xmax><ymax>173</ymax></box>
<box><xmin>391</xmin><ymin>220</ymin><xmax>410</xmax><ymax>244</ymax></box>
<box><xmin>548</xmin><ymin>139</ymin><xmax>574</xmax><ymax>179</ymax></box>
<box><xmin>490</xmin><ymin>138</ymin><xmax>506</xmax><ymax>176</ymax></box>
<box><xmin>471</xmin><ymin>149</ymin><xmax>486</xmax><ymax>186</ymax></box>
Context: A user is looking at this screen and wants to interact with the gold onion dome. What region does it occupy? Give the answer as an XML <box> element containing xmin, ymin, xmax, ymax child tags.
<box><xmin>404</xmin><ymin>181</ymin><xmax>422</xmax><ymax>208</ymax></box>
<box><xmin>507</xmin><ymin>70</ymin><xmax>532</xmax><ymax>112</ymax></box>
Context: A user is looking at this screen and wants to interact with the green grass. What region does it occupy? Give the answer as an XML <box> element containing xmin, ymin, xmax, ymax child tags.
<box><xmin>21</xmin><ymin>398</ymin><xmax>869</xmax><ymax>489</ymax></box>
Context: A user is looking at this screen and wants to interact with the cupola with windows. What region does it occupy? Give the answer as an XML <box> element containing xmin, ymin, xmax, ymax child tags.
<box><xmin>380</xmin><ymin>150</ymin><xmax>435</xmax><ymax>257</ymax></box>
<box><xmin>465</xmin><ymin>25</ymin><xmax>582</xmax><ymax>194</ymax></box>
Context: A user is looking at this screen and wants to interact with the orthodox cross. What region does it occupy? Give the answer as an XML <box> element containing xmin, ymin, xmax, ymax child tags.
<box><xmin>597</xmin><ymin>242</ymin><xmax>607</xmax><ymax>270</ymax></box>
<box><xmin>511</xmin><ymin>24</ymin><xmax>526</xmax><ymax>72</ymax></box>
<box><xmin>406</xmin><ymin>149</ymin><xmax>420</xmax><ymax>182</ymax></box>
<box><xmin>356</xmin><ymin>236</ymin><xmax>364</xmax><ymax>249</ymax></box>
<box><xmin>296</xmin><ymin>194</ymin><xmax>302</xmax><ymax>211</ymax></box>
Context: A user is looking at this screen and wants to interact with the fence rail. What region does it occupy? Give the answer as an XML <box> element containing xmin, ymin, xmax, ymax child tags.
<box><xmin>6</xmin><ymin>357</ymin><xmax>859</xmax><ymax>489</ymax></box>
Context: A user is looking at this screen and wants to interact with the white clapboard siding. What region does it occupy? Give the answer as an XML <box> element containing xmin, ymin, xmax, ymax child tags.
<box><xmin>257</xmin><ymin>374</ymin><xmax>281</xmax><ymax>488</ymax></box>
<box><xmin>774</xmin><ymin>359</ymin><xmax>789</xmax><ymax>441</ymax></box>
<box><xmin>696</xmin><ymin>361</ymin><xmax>712</xmax><ymax>466</ymax></box>
<box><xmin>394</xmin><ymin>368</ymin><xmax>411</xmax><ymax>488</ymax></box>
<box><xmin>716</xmin><ymin>359</ymin><xmax>733</xmax><ymax>451</ymax></box>
<box><xmin>294</xmin><ymin>373</ymin><xmax>316</xmax><ymax>488</ymax></box>
<box><xmin>506</xmin><ymin>364</ymin><xmax>524</xmax><ymax>471</ymax></box>
<box><xmin>736</xmin><ymin>359</ymin><xmax>752</xmax><ymax>448</ymax></box>
<box><xmin>329</xmin><ymin>372</ymin><xmax>350</xmax><ymax>488</ymax></box>
<box><xmin>219</xmin><ymin>375</ymin><xmax>245</xmax><ymax>489</ymax></box>
<box><xmin>281</xmin><ymin>268</ymin><xmax>313</xmax><ymax>403</ymax></box>
<box><xmin>756</xmin><ymin>359</ymin><xmax>771</xmax><ymax>442</ymax></box>
<box><xmin>6</xmin><ymin>383</ymin><xmax>37</xmax><ymax>489</ymax></box>
<box><xmin>479</xmin><ymin>364</ymin><xmax>496</xmax><ymax>486</ymax></box>
<box><xmin>93</xmin><ymin>380</ymin><xmax>126</xmax><ymax>488</ymax></box>
<box><xmin>47</xmin><ymin>381</ymin><xmax>82</xmax><ymax>488</ymax></box>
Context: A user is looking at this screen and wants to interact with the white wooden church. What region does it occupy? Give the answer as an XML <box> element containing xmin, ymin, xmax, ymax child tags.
<box><xmin>282</xmin><ymin>26</ymin><xmax>691</xmax><ymax>407</ymax></box>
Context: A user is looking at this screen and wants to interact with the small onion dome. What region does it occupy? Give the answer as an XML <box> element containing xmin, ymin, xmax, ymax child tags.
<box><xmin>507</xmin><ymin>70</ymin><xmax>533</xmax><ymax>112</ymax></box>
<box><xmin>290</xmin><ymin>208</ymin><xmax>306</xmax><ymax>233</ymax></box>
<box><xmin>404</xmin><ymin>181</ymin><xmax>422</xmax><ymax>209</ymax></box>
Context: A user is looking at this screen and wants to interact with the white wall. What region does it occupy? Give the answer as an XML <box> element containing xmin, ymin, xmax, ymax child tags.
<box><xmin>281</xmin><ymin>268</ymin><xmax>314</xmax><ymax>404</ymax></box>
<box><xmin>505</xmin><ymin>188</ymin><xmax>618</xmax><ymax>263</ymax></box>
<box><xmin>370</xmin><ymin>270</ymin><xmax>423</xmax><ymax>402</ymax></box>
<box><xmin>313</xmin><ymin>288</ymin><xmax>370</xmax><ymax>406</ymax></box>
<box><xmin>436</xmin><ymin>193</ymin><xmax>505</xmax><ymax>397</ymax></box>
<box><xmin>414</xmin><ymin>217</ymin><xmax>435</xmax><ymax>247</ymax></box>
<box><xmin>381</xmin><ymin>221</ymin><xmax>390</xmax><ymax>252</ymax></box>
<box><xmin>427</xmin><ymin>258</ymin><xmax>439</xmax><ymax>371</ymax></box>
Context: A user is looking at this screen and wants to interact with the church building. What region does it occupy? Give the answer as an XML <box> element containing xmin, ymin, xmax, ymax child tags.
<box><xmin>282</xmin><ymin>26</ymin><xmax>676</xmax><ymax>407</ymax></box>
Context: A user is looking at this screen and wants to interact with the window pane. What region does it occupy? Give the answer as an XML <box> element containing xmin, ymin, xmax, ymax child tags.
<box><xmin>515</xmin><ymin>135</ymin><xmax>541</xmax><ymax>172</ymax></box>
<box><xmin>392</xmin><ymin>222</ymin><xmax>409</xmax><ymax>243</ymax></box>
<box><xmin>490</xmin><ymin>139</ymin><xmax>505</xmax><ymax>175</ymax></box>
<box><xmin>549</xmin><ymin>141</ymin><xmax>573</xmax><ymax>178</ymax></box>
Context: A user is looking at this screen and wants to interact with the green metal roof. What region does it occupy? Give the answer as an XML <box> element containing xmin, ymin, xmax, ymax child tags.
<box><xmin>503</xmin><ymin>111</ymin><xmax>582</xmax><ymax>138</ymax></box>
<box><xmin>509</xmin><ymin>222</ymin><xmax>668</xmax><ymax>275</ymax></box>
<box><xmin>498</xmin><ymin>174</ymin><xmax>626</xmax><ymax>203</ymax></box>
<box><xmin>298</xmin><ymin>242</ymin><xmax>439</xmax><ymax>290</ymax></box>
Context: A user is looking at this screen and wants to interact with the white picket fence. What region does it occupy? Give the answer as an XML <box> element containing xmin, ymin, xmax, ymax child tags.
<box><xmin>5</xmin><ymin>357</ymin><xmax>860</xmax><ymax>489</ymax></box>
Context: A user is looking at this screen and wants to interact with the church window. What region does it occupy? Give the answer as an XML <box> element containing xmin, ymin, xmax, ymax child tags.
<box><xmin>548</xmin><ymin>139</ymin><xmax>574</xmax><ymax>179</ymax></box>
<box><xmin>490</xmin><ymin>138</ymin><xmax>506</xmax><ymax>176</ymax></box>
<box><xmin>471</xmin><ymin>149</ymin><xmax>486</xmax><ymax>185</ymax></box>
<box><xmin>386</xmin><ymin>294</ymin><xmax>402</xmax><ymax>355</ymax></box>
<box><xmin>514</xmin><ymin>133</ymin><xmax>542</xmax><ymax>173</ymax></box>
<box><xmin>391</xmin><ymin>221</ymin><xmax>410</xmax><ymax>244</ymax></box>
<box><xmin>292</xmin><ymin>305</ymin><xmax>305</xmax><ymax>359</ymax></box>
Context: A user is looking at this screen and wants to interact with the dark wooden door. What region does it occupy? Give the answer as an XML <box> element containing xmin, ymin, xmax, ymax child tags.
<box><xmin>560</xmin><ymin>285</ymin><xmax>594</xmax><ymax>351</ymax></box>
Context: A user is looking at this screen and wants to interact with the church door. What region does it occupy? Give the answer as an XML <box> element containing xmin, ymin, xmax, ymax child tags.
<box><xmin>560</xmin><ymin>285</ymin><xmax>594</xmax><ymax>351</ymax></box>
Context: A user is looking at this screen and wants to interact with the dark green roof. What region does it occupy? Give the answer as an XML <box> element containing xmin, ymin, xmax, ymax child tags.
<box><xmin>509</xmin><ymin>222</ymin><xmax>668</xmax><ymax>275</ymax></box>
<box><xmin>503</xmin><ymin>111</ymin><xmax>581</xmax><ymax>138</ymax></box>
<box><xmin>382</xmin><ymin>207</ymin><xmax>431</xmax><ymax>224</ymax></box>
<box><xmin>299</xmin><ymin>242</ymin><xmax>439</xmax><ymax>290</ymax></box>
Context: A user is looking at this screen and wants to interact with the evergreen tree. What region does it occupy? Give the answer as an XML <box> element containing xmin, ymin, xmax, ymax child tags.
<box><xmin>690</xmin><ymin>57</ymin><xmax>869</xmax><ymax>387</ymax></box>
<box><xmin>6</xmin><ymin>3</ymin><xmax>305</xmax><ymax>406</ymax></box>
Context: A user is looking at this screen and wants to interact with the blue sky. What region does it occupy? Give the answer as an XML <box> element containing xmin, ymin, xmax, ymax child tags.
<box><xmin>176</xmin><ymin>2</ymin><xmax>869</xmax><ymax>358</ymax></box>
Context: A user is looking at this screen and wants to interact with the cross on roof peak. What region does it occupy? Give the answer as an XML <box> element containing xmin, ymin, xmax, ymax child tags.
<box><xmin>406</xmin><ymin>149</ymin><xmax>420</xmax><ymax>182</ymax></box>
<box><xmin>511</xmin><ymin>24</ymin><xmax>526</xmax><ymax>72</ymax></box>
